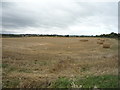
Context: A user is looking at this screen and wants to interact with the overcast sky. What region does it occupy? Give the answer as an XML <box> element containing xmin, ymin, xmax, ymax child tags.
<box><xmin>1</xmin><ymin>0</ymin><xmax>118</xmax><ymax>35</ymax></box>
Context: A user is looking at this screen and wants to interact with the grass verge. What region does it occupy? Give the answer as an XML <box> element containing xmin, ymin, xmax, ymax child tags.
<box><xmin>50</xmin><ymin>75</ymin><xmax>119</xmax><ymax>88</ymax></box>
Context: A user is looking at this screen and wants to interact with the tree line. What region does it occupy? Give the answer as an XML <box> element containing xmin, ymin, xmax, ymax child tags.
<box><xmin>1</xmin><ymin>32</ymin><xmax>120</xmax><ymax>39</ymax></box>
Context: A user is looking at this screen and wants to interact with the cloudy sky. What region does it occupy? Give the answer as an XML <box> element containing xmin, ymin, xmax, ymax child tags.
<box><xmin>1</xmin><ymin>0</ymin><xmax>118</xmax><ymax>35</ymax></box>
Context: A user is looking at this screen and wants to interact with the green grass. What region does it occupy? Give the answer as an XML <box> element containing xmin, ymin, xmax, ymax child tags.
<box><xmin>51</xmin><ymin>77</ymin><xmax>72</xmax><ymax>88</ymax></box>
<box><xmin>2</xmin><ymin>64</ymin><xmax>8</xmax><ymax>68</ymax></box>
<box><xmin>3</xmin><ymin>74</ymin><xmax>119</xmax><ymax>88</ymax></box>
<box><xmin>75</xmin><ymin>75</ymin><xmax>119</xmax><ymax>88</ymax></box>
<box><xmin>2</xmin><ymin>78</ymin><xmax>20</xmax><ymax>88</ymax></box>
<box><xmin>51</xmin><ymin>75</ymin><xmax>119</xmax><ymax>88</ymax></box>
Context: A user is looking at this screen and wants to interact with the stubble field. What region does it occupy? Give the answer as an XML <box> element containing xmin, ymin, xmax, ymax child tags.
<box><xmin>2</xmin><ymin>37</ymin><xmax>119</xmax><ymax>88</ymax></box>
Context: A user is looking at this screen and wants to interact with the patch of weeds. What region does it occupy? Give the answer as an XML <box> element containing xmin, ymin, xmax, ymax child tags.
<box><xmin>75</xmin><ymin>75</ymin><xmax>119</xmax><ymax>88</ymax></box>
<box><xmin>2</xmin><ymin>63</ymin><xmax>17</xmax><ymax>73</ymax></box>
<box><xmin>0</xmin><ymin>64</ymin><xmax>2</xmax><ymax>68</ymax></box>
<box><xmin>51</xmin><ymin>75</ymin><xmax>119</xmax><ymax>88</ymax></box>
<box><xmin>8</xmin><ymin>67</ymin><xmax>16</xmax><ymax>72</ymax></box>
<box><xmin>80</xmin><ymin>65</ymin><xmax>90</xmax><ymax>72</ymax></box>
<box><xmin>4</xmin><ymin>66</ymin><xmax>17</xmax><ymax>73</ymax></box>
<box><xmin>18</xmin><ymin>69</ymin><xmax>31</xmax><ymax>73</ymax></box>
<box><xmin>40</xmin><ymin>61</ymin><xmax>47</xmax><ymax>65</ymax></box>
<box><xmin>51</xmin><ymin>77</ymin><xmax>72</xmax><ymax>88</ymax></box>
<box><xmin>2</xmin><ymin>63</ymin><xmax>8</xmax><ymax>68</ymax></box>
<box><xmin>81</xmin><ymin>67</ymin><xmax>89</xmax><ymax>72</ymax></box>
<box><xmin>3</xmin><ymin>78</ymin><xmax>20</xmax><ymax>88</ymax></box>
<box><xmin>36</xmin><ymin>61</ymin><xmax>48</xmax><ymax>66</ymax></box>
<box><xmin>20</xmin><ymin>79</ymin><xmax>51</xmax><ymax>88</ymax></box>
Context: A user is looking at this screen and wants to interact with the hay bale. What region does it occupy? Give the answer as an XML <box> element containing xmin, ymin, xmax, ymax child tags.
<box><xmin>97</xmin><ymin>41</ymin><xmax>104</xmax><ymax>44</ymax></box>
<box><xmin>101</xmin><ymin>39</ymin><xmax>105</xmax><ymax>42</ymax></box>
<box><xmin>103</xmin><ymin>43</ymin><xmax>110</xmax><ymax>48</ymax></box>
<box><xmin>80</xmin><ymin>39</ymin><xmax>88</xmax><ymax>42</ymax></box>
<box><xmin>97</xmin><ymin>39</ymin><xmax>105</xmax><ymax>44</ymax></box>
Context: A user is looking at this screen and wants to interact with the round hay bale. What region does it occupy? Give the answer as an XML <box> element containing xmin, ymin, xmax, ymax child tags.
<box><xmin>97</xmin><ymin>41</ymin><xmax>104</xmax><ymax>44</ymax></box>
<box><xmin>103</xmin><ymin>43</ymin><xmax>110</xmax><ymax>48</ymax></box>
<box><xmin>80</xmin><ymin>39</ymin><xmax>88</xmax><ymax>42</ymax></box>
<box><xmin>101</xmin><ymin>39</ymin><xmax>105</xmax><ymax>42</ymax></box>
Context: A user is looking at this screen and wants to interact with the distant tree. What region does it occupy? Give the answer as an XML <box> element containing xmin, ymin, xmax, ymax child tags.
<box><xmin>65</xmin><ymin>35</ymin><xmax>69</xmax><ymax>37</ymax></box>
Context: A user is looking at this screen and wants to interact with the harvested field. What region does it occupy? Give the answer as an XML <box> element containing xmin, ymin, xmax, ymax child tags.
<box><xmin>2</xmin><ymin>37</ymin><xmax>118</xmax><ymax>88</ymax></box>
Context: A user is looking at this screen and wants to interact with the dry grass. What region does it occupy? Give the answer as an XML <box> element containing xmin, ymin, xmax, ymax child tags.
<box><xmin>2</xmin><ymin>37</ymin><xmax>118</xmax><ymax>88</ymax></box>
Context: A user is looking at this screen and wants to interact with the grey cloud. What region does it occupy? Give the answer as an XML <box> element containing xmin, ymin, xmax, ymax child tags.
<box><xmin>2</xmin><ymin>2</ymin><xmax>39</xmax><ymax>29</ymax></box>
<box><xmin>2</xmin><ymin>1</ymin><xmax>80</xmax><ymax>29</ymax></box>
<box><xmin>1</xmin><ymin>1</ymin><xmax>118</xmax><ymax>34</ymax></box>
